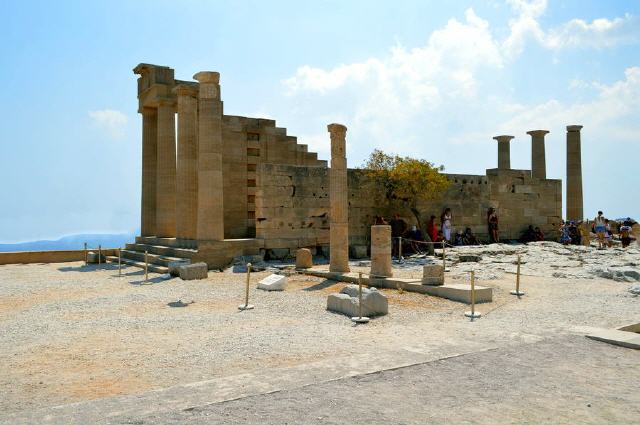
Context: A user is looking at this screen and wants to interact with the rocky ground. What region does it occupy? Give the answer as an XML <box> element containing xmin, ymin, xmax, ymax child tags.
<box><xmin>0</xmin><ymin>241</ymin><xmax>638</xmax><ymax>424</ymax></box>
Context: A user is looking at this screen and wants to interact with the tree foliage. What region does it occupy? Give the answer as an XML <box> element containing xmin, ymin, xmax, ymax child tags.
<box><xmin>362</xmin><ymin>149</ymin><xmax>451</xmax><ymax>230</ymax></box>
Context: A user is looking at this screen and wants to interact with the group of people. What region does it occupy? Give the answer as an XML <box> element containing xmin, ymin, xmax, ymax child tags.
<box><xmin>374</xmin><ymin>207</ymin><xmax>502</xmax><ymax>257</ymax></box>
<box><xmin>559</xmin><ymin>212</ymin><xmax>637</xmax><ymax>249</ymax></box>
<box><xmin>520</xmin><ymin>225</ymin><xmax>545</xmax><ymax>243</ymax></box>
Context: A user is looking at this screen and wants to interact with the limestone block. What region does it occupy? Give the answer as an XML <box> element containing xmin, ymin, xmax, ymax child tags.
<box><xmin>179</xmin><ymin>262</ymin><xmax>208</xmax><ymax>280</ymax></box>
<box><xmin>86</xmin><ymin>251</ymin><xmax>100</xmax><ymax>264</ymax></box>
<box><xmin>296</xmin><ymin>248</ymin><xmax>313</xmax><ymax>269</ymax></box>
<box><xmin>257</xmin><ymin>274</ymin><xmax>287</xmax><ymax>291</ymax></box>
<box><xmin>168</xmin><ymin>260</ymin><xmax>189</xmax><ymax>277</ymax></box>
<box><xmin>326</xmin><ymin>285</ymin><xmax>388</xmax><ymax>317</ymax></box>
<box><xmin>422</xmin><ymin>264</ymin><xmax>444</xmax><ymax>286</ymax></box>
<box><xmin>349</xmin><ymin>245</ymin><xmax>368</xmax><ymax>259</ymax></box>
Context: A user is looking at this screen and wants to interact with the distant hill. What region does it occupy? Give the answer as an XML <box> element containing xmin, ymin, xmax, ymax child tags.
<box><xmin>0</xmin><ymin>233</ymin><xmax>137</xmax><ymax>252</ymax></box>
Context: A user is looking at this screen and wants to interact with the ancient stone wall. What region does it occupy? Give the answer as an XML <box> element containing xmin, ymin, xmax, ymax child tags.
<box><xmin>255</xmin><ymin>164</ymin><xmax>562</xmax><ymax>254</ymax></box>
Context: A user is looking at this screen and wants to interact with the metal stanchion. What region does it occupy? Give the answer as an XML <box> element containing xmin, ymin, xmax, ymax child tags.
<box><xmin>442</xmin><ymin>241</ymin><xmax>446</xmax><ymax>270</ymax></box>
<box><xmin>464</xmin><ymin>271</ymin><xmax>482</xmax><ymax>320</ymax></box>
<box><xmin>398</xmin><ymin>237</ymin><xmax>403</xmax><ymax>262</ymax></box>
<box><xmin>98</xmin><ymin>245</ymin><xmax>102</xmax><ymax>266</ymax></box>
<box><xmin>238</xmin><ymin>263</ymin><xmax>255</xmax><ymax>310</ymax></box>
<box><xmin>510</xmin><ymin>254</ymin><xmax>525</xmax><ymax>296</ymax></box>
<box><xmin>144</xmin><ymin>250</ymin><xmax>149</xmax><ymax>283</ymax></box>
<box><xmin>118</xmin><ymin>248</ymin><xmax>122</xmax><ymax>276</ymax></box>
<box><xmin>352</xmin><ymin>272</ymin><xmax>370</xmax><ymax>323</ymax></box>
<box><xmin>84</xmin><ymin>242</ymin><xmax>88</xmax><ymax>265</ymax></box>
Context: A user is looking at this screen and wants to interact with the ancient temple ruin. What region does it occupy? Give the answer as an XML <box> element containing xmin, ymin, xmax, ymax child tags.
<box><xmin>124</xmin><ymin>63</ymin><xmax>582</xmax><ymax>270</ymax></box>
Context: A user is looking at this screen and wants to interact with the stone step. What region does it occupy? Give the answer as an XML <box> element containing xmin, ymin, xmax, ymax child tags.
<box><xmin>125</xmin><ymin>243</ymin><xmax>196</xmax><ymax>259</ymax></box>
<box><xmin>120</xmin><ymin>250</ymin><xmax>190</xmax><ymax>267</ymax></box>
<box><xmin>104</xmin><ymin>256</ymin><xmax>169</xmax><ymax>274</ymax></box>
<box><xmin>135</xmin><ymin>236</ymin><xmax>197</xmax><ymax>249</ymax></box>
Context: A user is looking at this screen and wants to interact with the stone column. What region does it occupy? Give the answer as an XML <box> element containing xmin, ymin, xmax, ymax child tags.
<box><xmin>566</xmin><ymin>125</ymin><xmax>584</xmax><ymax>221</ymax></box>
<box><xmin>328</xmin><ymin>123</ymin><xmax>350</xmax><ymax>272</ymax></box>
<box><xmin>527</xmin><ymin>130</ymin><xmax>549</xmax><ymax>179</ymax></box>
<box><xmin>194</xmin><ymin>72</ymin><xmax>224</xmax><ymax>241</ymax></box>
<box><xmin>493</xmin><ymin>135</ymin><xmax>514</xmax><ymax>169</ymax></box>
<box><xmin>174</xmin><ymin>84</ymin><xmax>199</xmax><ymax>241</ymax></box>
<box><xmin>155</xmin><ymin>100</ymin><xmax>177</xmax><ymax>238</ymax></box>
<box><xmin>370</xmin><ymin>225</ymin><xmax>392</xmax><ymax>277</ymax></box>
<box><xmin>140</xmin><ymin>107</ymin><xmax>157</xmax><ymax>236</ymax></box>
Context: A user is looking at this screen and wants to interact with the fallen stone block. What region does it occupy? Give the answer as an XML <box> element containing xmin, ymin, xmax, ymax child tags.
<box><xmin>169</xmin><ymin>261</ymin><xmax>190</xmax><ymax>277</ymax></box>
<box><xmin>257</xmin><ymin>274</ymin><xmax>287</xmax><ymax>291</ymax></box>
<box><xmin>326</xmin><ymin>284</ymin><xmax>388</xmax><ymax>317</ymax></box>
<box><xmin>86</xmin><ymin>251</ymin><xmax>99</xmax><ymax>264</ymax></box>
<box><xmin>178</xmin><ymin>262</ymin><xmax>208</xmax><ymax>280</ymax></box>
<box><xmin>295</xmin><ymin>248</ymin><xmax>313</xmax><ymax>269</ymax></box>
<box><xmin>422</xmin><ymin>264</ymin><xmax>444</xmax><ymax>286</ymax></box>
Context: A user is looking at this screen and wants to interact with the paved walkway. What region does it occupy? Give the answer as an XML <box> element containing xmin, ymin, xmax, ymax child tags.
<box><xmin>4</xmin><ymin>335</ymin><xmax>638</xmax><ymax>424</ymax></box>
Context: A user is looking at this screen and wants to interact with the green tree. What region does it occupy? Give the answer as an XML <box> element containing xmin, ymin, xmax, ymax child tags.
<box><xmin>362</xmin><ymin>149</ymin><xmax>451</xmax><ymax>236</ymax></box>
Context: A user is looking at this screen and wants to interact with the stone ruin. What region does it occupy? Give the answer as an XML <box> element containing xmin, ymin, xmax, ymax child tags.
<box><xmin>122</xmin><ymin>63</ymin><xmax>583</xmax><ymax>271</ymax></box>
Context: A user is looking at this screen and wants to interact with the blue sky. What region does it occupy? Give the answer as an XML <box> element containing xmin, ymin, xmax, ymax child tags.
<box><xmin>1</xmin><ymin>0</ymin><xmax>638</xmax><ymax>243</ymax></box>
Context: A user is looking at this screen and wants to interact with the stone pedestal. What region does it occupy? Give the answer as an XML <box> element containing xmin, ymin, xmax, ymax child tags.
<box><xmin>296</xmin><ymin>248</ymin><xmax>313</xmax><ymax>269</ymax></box>
<box><xmin>528</xmin><ymin>130</ymin><xmax>549</xmax><ymax>179</ymax></box>
<box><xmin>328</xmin><ymin>123</ymin><xmax>349</xmax><ymax>272</ymax></box>
<box><xmin>370</xmin><ymin>225</ymin><xmax>392</xmax><ymax>277</ymax></box>
<box><xmin>493</xmin><ymin>135</ymin><xmax>514</xmax><ymax>170</ymax></box>
<box><xmin>566</xmin><ymin>125</ymin><xmax>584</xmax><ymax>221</ymax></box>
<box><xmin>140</xmin><ymin>107</ymin><xmax>157</xmax><ymax>236</ymax></box>
<box><xmin>174</xmin><ymin>84</ymin><xmax>199</xmax><ymax>240</ymax></box>
<box><xmin>194</xmin><ymin>71</ymin><xmax>225</xmax><ymax>241</ymax></box>
<box><xmin>155</xmin><ymin>101</ymin><xmax>177</xmax><ymax>237</ymax></box>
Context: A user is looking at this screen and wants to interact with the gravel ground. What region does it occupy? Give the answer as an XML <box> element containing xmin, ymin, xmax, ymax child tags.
<box><xmin>0</xmin><ymin>243</ymin><xmax>638</xmax><ymax>418</ymax></box>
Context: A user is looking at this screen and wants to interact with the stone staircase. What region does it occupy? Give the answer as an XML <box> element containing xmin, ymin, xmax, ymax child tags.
<box><xmin>105</xmin><ymin>236</ymin><xmax>195</xmax><ymax>274</ymax></box>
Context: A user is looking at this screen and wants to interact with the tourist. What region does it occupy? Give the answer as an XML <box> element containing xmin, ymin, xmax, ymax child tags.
<box><xmin>605</xmin><ymin>219</ymin><xmax>613</xmax><ymax>248</ymax></box>
<box><xmin>594</xmin><ymin>211</ymin><xmax>607</xmax><ymax>249</ymax></box>
<box><xmin>534</xmin><ymin>227</ymin><xmax>544</xmax><ymax>241</ymax></box>
<box><xmin>427</xmin><ymin>215</ymin><xmax>438</xmax><ymax>244</ymax></box>
<box><xmin>559</xmin><ymin>221</ymin><xmax>571</xmax><ymax>245</ymax></box>
<box><xmin>454</xmin><ymin>230</ymin><xmax>465</xmax><ymax>246</ymax></box>
<box><xmin>441</xmin><ymin>208</ymin><xmax>452</xmax><ymax>242</ymax></box>
<box><xmin>374</xmin><ymin>215</ymin><xmax>388</xmax><ymax>225</ymax></box>
<box><xmin>520</xmin><ymin>225</ymin><xmax>537</xmax><ymax>243</ymax></box>
<box><xmin>569</xmin><ymin>221</ymin><xmax>581</xmax><ymax>245</ymax></box>
<box><xmin>620</xmin><ymin>223</ymin><xmax>635</xmax><ymax>248</ymax></box>
<box><xmin>405</xmin><ymin>225</ymin><xmax>424</xmax><ymax>253</ymax></box>
<box><xmin>389</xmin><ymin>213</ymin><xmax>407</xmax><ymax>258</ymax></box>
<box><xmin>487</xmin><ymin>208</ymin><xmax>499</xmax><ymax>243</ymax></box>
<box><xmin>463</xmin><ymin>227</ymin><xmax>480</xmax><ymax>245</ymax></box>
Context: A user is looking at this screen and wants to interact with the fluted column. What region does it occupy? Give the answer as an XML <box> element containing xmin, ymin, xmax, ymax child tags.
<box><xmin>493</xmin><ymin>135</ymin><xmax>514</xmax><ymax>169</ymax></box>
<box><xmin>528</xmin><ymin>130</ymin><xmax>549</xmax><ymax>179</ymax></box>
<box><xmin>566</xmin><ymin>125</ymin><xmax>584</xmax><ymax>221</ymax></box>
<box><xmin>194</xmin><ymin>71</ymin><xmax>224</xmax><ymax>241</ymax></box>
<box><xmin>155</xmin><ymin>101</ymin><xmax>177</xmax><ymax>237</ymax></box>
<box><xmin>174</xmin><ymin>84</ymin><xmax>199</xmax><ymax>240</ymax></box>
<box><xmin>140</xmin><ymin>107</ymin><xmax>157</xmax><ymax>236</ymax></box>
<box><xmin>328</xmin><ymin>123</ymin><xmax>349</xmax><ymax>272</ymax></box>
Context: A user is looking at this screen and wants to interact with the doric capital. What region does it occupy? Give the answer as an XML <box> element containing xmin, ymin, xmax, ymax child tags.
<box><xmin>193</xmin><ymin>71</ymin><xmax>220</xmax><ymax>84</ymax></box>
<box><xmin>493</xmin><ymin>135</ymin><xmax>514</xmax><ymax>143</ymax></box>
<box><xmin>139</xmin><ymin>106</ymin><xmax>157</xmax><ymax>116</ymax></box>
<box><xmin>327</xmin><ymin>123</ymin><xmax>347</xmax><ymax>137</ymax></box>
<box><xmin>527</xmin><ymin>130</ymin><xmax>549</xmax><ymax>137</ymax></box>
<box><xmin>566</xmin><ymin>125</ymin><xmax>583</xmax><ymax>132</ymax></box>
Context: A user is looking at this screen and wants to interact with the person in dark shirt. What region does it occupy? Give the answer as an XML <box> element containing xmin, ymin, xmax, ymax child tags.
<box><xmin>463</xmin><ymin>227</ymin><xmax>480</xmax><ymax>245</ymax></box>
<box><xmin>534</xmin><ymin>227</ymin><xmax>545</xmax><ymax>241</ymax></box>
<box><xmin>406</xmin><ymin>225</ymin><xmax>424</xmax><ymax>253</ymax></box>
<box><xmin>389</xmin><ymin>214</ymin><xmax>407</xmax><ymax>258</ymax></box>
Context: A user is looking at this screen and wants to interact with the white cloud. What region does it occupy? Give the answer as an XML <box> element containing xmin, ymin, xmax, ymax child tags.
<box><xmin>88</xmin><ymin>109</ymin><xmax>128</xmax><ymax>139</ymax></box>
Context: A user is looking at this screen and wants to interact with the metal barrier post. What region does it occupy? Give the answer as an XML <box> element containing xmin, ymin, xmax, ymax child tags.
<box><xmin>238</xmin><ymin>263</ymin><xmax>255</xmax><ymax>310</ymax></box>
<box><xmin>351</xmin><ymin>272</ymin><xmax>370</xmax><ymax>323</ymax></box>
<box><xmin>144</xmin><ymin>250</ymin><xmax>148</xmax><ymax>283</ymax></box>
<box><xmin>464</xmin><ymin>271</ymin><xmax>482</xmax><ymax>320</ymax></box>
<box><xmin>98</xmin><ymin>245</ymin><xmax>102</xmax><ymax>265</ymax></box>
<box><xmin>398</xmin><ymin>237</ymin><xmax>403</xmax><ymax>262</ymax></box>
<box><xmin>118</xmin><ymin>248</ymin><xmax>122</xmax><ymax>276</ymax></box>
<box><xmin>510</xmin><ymin>254</ymin><xmax>525</xmax><ymax>296</ymax></box>
<box><xmin>84</xmin><ymin>242</ymin><xmax>88</xmax><ymax>265</ymax></box>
